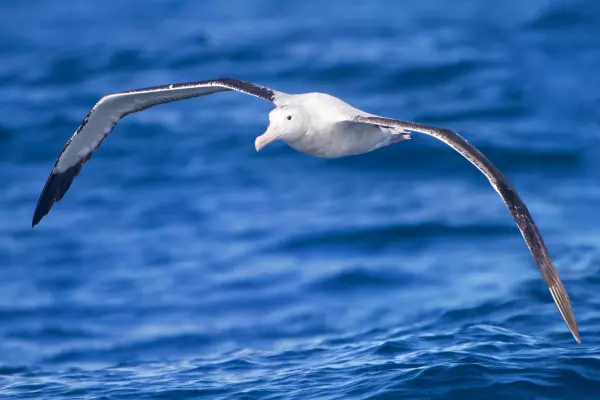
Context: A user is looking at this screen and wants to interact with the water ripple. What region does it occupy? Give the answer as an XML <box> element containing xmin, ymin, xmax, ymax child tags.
<box><xmin>2</xmin><ymin>0</ymin><xmax>600</xmax><ymax>398</ymax></box>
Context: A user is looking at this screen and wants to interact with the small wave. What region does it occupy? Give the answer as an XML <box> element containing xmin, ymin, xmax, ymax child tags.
<box><xmin>7</xmin><ymin>326</ymin><xmax>99</xmax><ymax>341</ymax></box>
<box><xmin>328</xmin><ymin>140</ymin><xmax>582</xmax><ymax>173</ymax></box>
<box><xmin>415</xmin><ymin>104</ymin><xmax>529</xmax><ymax>123</ymax></box>
<box><xmin>0</xmin><ymin>366</ymin><xmax>30</xmax><ymax>375</ymax></box>
<box><xmin>524</xmin><ymin>3</ymin><xmax>597</xmax><ymax>31</ymax></box>
<box><xmin>277</xmin><ymin>222</ymin><xmax>518</xmax><ymax>252</ymax></box>
<box><xmin>383</xmin><ymin>60</ymin><xmax>484</xmax><ymax>91</ymax></box>
<box><xmin>308</xmin><ymin>267</ymin><xmax>420</xmax><ymax>293</ymax></box>
<box><xmin>44</xmin><ymin>331</ymin><xmax>215</xmax><ymax>365</ymax></box>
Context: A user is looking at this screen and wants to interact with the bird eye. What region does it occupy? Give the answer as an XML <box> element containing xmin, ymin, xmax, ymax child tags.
<box><xmin>286</xmin><ymin>115</ymin><xmax>292</xmax><ymax>120</ymax></box>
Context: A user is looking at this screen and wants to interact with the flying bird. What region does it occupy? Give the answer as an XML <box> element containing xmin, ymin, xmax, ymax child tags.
<box><xmin>31</xmin><ymin>77</ymin><xmax>580</xmax><ymax>343</ymax></box>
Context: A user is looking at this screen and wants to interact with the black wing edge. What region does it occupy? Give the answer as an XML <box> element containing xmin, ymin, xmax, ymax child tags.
<box><xmin>207</xmin><ymin>78</ymin><xmax>278</xmax><ymax>103</ymax></box>
<box><xmin>31</xmin><ymin>77</ymin><xmax>277</xmax><ymax>228</ymax></box>
<box><xmin>353</xmin><ymin>115</ymin><xmax>581</xmax><ymax>344</ymax></box>
<box><xmin>32</xmin><ymin>153</ymin><xmax>91</xmax><ymax>227</ymax></box>
<box><xmin>499</xmin><ymin>181</ymin><xmax>581</xmax><ymax>344</ymax></box>
<box><xmin>119</xmin><ymin>77</ymin><xmax>278</xmax><ymax>103</ymax></box>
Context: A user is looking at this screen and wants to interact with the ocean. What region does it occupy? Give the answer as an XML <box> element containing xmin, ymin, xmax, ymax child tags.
<box><xmin>2</xmin><ymin>0</ymin><xmax>600</xmax><ymax>398</ymax></box>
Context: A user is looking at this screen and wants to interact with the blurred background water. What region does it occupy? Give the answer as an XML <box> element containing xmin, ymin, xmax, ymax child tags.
<box><xmin>2</xmin><ymin>0</ymin><xmax>600</xmax><ymax>398</ymax></box>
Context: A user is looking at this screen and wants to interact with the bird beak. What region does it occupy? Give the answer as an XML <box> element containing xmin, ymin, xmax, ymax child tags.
<box><xmin>255</xmin><ymin>125</ymin><xmax>279</xmax><ymax>152</ymax></box>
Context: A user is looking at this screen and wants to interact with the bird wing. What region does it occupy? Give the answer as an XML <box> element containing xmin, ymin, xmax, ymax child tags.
<box><xmin>352</xmin><ymin>115</ymin><xmax>580</xmax><ymax>344</ymax></box>
<box><xmin>32</xmin><ymin>78</ymin><xmax>282</xmax><ymax>227</ymax></box>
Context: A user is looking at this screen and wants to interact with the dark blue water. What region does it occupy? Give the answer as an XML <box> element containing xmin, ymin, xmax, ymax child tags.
<box><xmin>2</xmin><ymin>1</ymin><xmax>600</xmax><ymax>398</ymax></box>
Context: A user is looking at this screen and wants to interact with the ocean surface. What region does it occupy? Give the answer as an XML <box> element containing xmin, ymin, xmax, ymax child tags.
<box><xmin>2</xmin><ymin>1</ymin><xmax>600</xmax><ymax>398</ymax></box>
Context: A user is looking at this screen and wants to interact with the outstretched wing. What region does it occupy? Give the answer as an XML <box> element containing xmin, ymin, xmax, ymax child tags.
<box><xmin>32</xmin><ymin>78</ymin><xmax>283</xmax><ymax>227</ymax></box>
<box><xmin>353</xmin><ymin>115</ymin><xmax>580</xmax><ymax>344</ymax></box>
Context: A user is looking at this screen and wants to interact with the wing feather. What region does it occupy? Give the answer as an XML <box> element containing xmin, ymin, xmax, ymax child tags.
<box><xmin>32</xmin><ymin>78</ymin><xmax>281</xmax><ymax>226</ymax></box>
<box><xmin>353</xmin><ymin>115</ymin><xmax>580</xmax><ymax>344</ymax></box>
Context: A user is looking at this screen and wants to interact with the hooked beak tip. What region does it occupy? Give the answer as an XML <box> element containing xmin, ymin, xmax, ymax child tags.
<box><xmin>255</xmin><ymin>137</ymin><xmax>266</xmax><ymax>152</ymax></box>
<box><xmin>255</xmin><ymin>128</ymin><xmax>278</xmax><ymax>152</ymax></box>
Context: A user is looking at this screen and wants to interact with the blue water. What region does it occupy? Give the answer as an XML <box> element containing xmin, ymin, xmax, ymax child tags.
<box><xmin>2</xmin><ymin>1</ymin><xmax>600</xmax><ymax>398</ymax></box>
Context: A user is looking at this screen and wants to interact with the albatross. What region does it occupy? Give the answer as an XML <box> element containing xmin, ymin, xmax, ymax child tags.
<box><xmin>31</xmin><ymin>77</ymin><xmax>580</xmax><ymax>343</ymax></box>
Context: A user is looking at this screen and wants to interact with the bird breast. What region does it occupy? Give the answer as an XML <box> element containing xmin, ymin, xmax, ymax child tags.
<box><xmin>285</xmin><ymin>121</ymin><xmax>391</xmax><ymax>158</ymax></box>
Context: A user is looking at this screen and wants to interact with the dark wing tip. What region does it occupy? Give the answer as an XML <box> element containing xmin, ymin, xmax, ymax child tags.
<box><xmin>548</xmin><ymin>280</ymin><xmax>581</xmax><ymax>344</ymax></box>
<box><xmin>32</xmin><ymin>162</ymin><xmax>84</xmax><ymax>227</ymax></box>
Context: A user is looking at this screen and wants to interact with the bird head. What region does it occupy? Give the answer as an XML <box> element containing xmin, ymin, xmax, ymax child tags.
<box><xmin>255</xmin><ymin>106</ymin><xmax>307</xmax><ymax>151</ymax></box>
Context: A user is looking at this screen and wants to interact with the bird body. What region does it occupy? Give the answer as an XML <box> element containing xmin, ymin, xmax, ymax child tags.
<box><xmin>31</xmin><ymin>77</ymin><xmax>581</xmax><ymax>344</ymax></box>
<box><xmin>285</xmin><ymin>115</ymin><xmax>402</xmax><ymax>158</ymax></box>
<box><xmin>270</xmin><ymin>92</ymin><xmax>407</xmax><ymax>158</ymax></box>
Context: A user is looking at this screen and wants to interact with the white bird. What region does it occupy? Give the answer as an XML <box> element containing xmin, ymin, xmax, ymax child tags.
<box><xmin>32</xmin><ymin>77</ymin><xmax>580</xmax><ymax>343</ymax></box>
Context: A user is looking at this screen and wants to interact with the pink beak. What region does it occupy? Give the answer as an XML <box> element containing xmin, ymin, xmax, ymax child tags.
<box><xmin>254</xmin><ymin>125</ymin><xmax>279</xmax><ymax>151</ymax></box>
